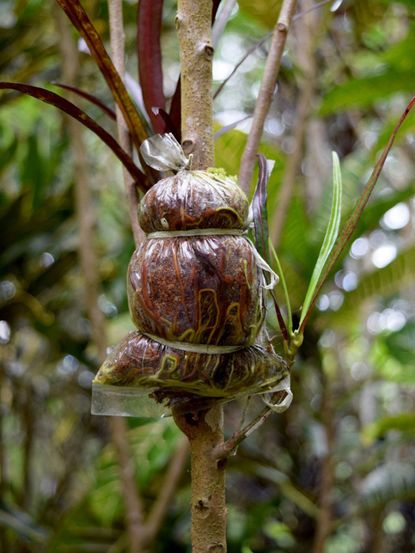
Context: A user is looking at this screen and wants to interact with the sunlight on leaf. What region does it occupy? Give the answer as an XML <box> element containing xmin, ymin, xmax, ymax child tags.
<box><xmin>362</xmin><ymin>413</ymin><xmax>415</xmax><ymax>446</ymax></box>
<box><xmin>299</xmin><ymin>152</ymin><xmax>342</xmax><ymax>328</ymax></box>
<box><xmin>0</xmin><ymin>82</ymin><xmax>147</xmax><ymax>191</ymax></box>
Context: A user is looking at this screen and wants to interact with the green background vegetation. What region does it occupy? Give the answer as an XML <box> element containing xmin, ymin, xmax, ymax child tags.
<box><xmin>1</xmin><ymin>0</ymin><xmax>415</xmax><ymax>551</ymax></box>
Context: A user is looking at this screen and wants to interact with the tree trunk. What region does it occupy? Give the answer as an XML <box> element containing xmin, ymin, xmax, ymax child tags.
<box><xmin>174</xmin><ymin>2</ymin><xmax>227</xmax><ymax>551</ymax></box>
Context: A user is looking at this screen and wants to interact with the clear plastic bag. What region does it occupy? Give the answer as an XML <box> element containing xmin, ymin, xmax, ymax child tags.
<box><xmin>92</xmin><ymin>135</ymin><xmax>291</xmax><ymax>417</ymax></box>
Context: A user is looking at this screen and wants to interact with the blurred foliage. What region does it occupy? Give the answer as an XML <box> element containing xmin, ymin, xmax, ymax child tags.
<box><xmin>1</xmin><ymin>0</ymin><xmax>415</xmax><ymax>552</ymax></box>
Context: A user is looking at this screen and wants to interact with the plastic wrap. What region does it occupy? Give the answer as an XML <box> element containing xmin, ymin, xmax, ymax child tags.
<box><xmin>92</xmin><ymin>134</ymin><xmax>291</xmax><ymax>417</ymax></box>
<box><xmin>128</xmin><ymin>235</ymin><xmax>263</xmax><ymax>346</ymax></box>
<box><xmin>94</xmin><ymin>331</ymin><xmax>288</xmax><ymax>396</ymax></box>
<box><xmin>138</xmin><ymin>169</ymin><xmax>249</xmax><ymax>232</ymax></box>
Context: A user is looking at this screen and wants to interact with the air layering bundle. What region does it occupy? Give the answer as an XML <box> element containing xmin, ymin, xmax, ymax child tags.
<box><xmin>92</xmin><ymin>135</ymin><xmax>291</xmax><ymax>417</ymax></box>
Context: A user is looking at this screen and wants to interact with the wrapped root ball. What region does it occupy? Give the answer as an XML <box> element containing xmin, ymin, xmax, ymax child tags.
<box><xmin>94</xmin><ymin>331</ymin><xmax>288</xmax><ymax>399</ymax></box>
<box><xmin>138</xmin><ymin>169</ymin><xmax>249</xmax><ymax>232</ymax></box>
<box><xmin>128</xmin><ymin>235</ymin><xmax>264</xmax><ymax>346</ymax></box>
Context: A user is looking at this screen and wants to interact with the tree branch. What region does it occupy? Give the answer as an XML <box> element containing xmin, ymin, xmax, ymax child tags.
<box><xmin>145</xmin><ymin>437</ymin><xmax>189</xmax><ymax>543</ymax></box>
<box><xmin>108</xmin><ymin>0</ymin><xmax>144</xmax><ymax>247</ymax></box>
<box><xmin>173</xmin><ymin>1</ymin><xmax>228</xmax><ymax>551</ymax></box>
<box><xmin>213</xmin><ymin>405</ymin><xmax>273</xmax><ymax>461</ymax></box>
<box><xmin>239</xmin><ymin>0</ymin><xmax>297</xmax><ymax>195</ymax></box>
<box><xmin>176</xmin><ymin>0</ymin><xmax>214</xmax><ymax>168</ymax></box>
<box><xmin>55</xmin><ymin>7</ymin><xmax>146</xmax><ymax>553</ymax></box>
<box><xmin>270</xmin><ymin>0</ymin><xmax>321</xmax><ymax>247</ymax></box>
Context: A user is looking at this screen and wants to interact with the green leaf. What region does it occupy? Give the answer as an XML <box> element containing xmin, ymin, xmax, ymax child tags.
<box><xmin>360</xmin><ymin>462</ymin><xmax>415</xmax><ymax>508</ymax></box>
<box><xmin>300</xmin><ymin>94</ymin><xmax>415</xmax><ymax>332</ymax></box>
<box><xmin>383</xmin><ymin>321</ymin><xmax>415</xmax><ymax>366</ymax></box>
<box><xmin>0</xmin><ymin>501</ymin><xmax>47</xmax><ymax>543</ymax></box>
<box><xmin>270</xmin><ymin>241</ymin><xmax>292</xmax><ymax>335</ymax></box>
<box><xmin>319</xmin><ymin>70</ymin><xmax>415</xmax><ymax>115</ymax></box>
<box><xmin>0</xmin><ymin>82</ymin><xmax>147</xmax><ymax>191</ymax></box>
<box><xmin>299</xmin><ymin>152</ymin><xmax>342</xmax><ymax>327</ymax></box>
<box><xmin>362</xmin><ymin>413</ymin><xmax>415</xmax><ymax>446</ymax></box>
<box><xmin>321</xmin><ymin>245</ymin><xmax>415</xmax><ymax>329</ymax></box>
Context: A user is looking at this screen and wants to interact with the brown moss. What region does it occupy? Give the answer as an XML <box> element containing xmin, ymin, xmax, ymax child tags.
<box><xmin>128</xmin><ymin>235</ymin><xmax>263</xmax><ymax>346</ymax></box>
<box><xmin>95</xmin><ymin>331</ymin><xmax>288</xmax><ymax>400</ymax></box>
<box><xmin>138</xmin><ymin>170</ymin><xmax>249</xmax><ymax>232</ymax></box>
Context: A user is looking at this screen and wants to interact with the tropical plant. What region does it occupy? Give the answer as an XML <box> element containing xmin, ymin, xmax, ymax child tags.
<box><xmin>1</xmin><ymin>1</ymin><xmax>415</xmax><ymax>552</ymax></box>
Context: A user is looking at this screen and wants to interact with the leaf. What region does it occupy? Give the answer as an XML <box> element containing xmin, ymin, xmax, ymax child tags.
<box><xmin>52</xmin><ymin>82</ymin><xmax>116</xmax><ymax>120</ymax></box>
<box><xmin>252</xmin><ymin>155</ymin><xmax>289</xmax><ymax>341</ymax></box>
<box><xmin>251</xmin><ymin>154</ymin><xmax>271</xmax><ymax>265</ymax></box>
<box><xmin>299</xmin><ymin>152</ymin><xmax>342</xmax><ymax>327</ymax></box>
<box><xmin>0</xmin><ymin>82</ymin><xmax>148</xmax><ymax>192</ymax></box>
<box><xmin>137</xmin><ymin>0</ymin><xmax>166</xmax><ymax>133</ymax></box>
<box><xmin>360</xmin><ymin>462</ymin><xmax>415</xmax><ymax>509</ymax></box>
<box><xmin>321</xmin><ymin>245</ymin><xmax>415</xmax><ymax>329</ymax></box>
<box><xmin>270</xmin><ymin>241</ymin><xmax>292</xmax><ymax>336</ymax></box>
<box><xmin>362</xmin><ymin>413</ymin><xmax>415</xmax><ymax>446</ymax></box>
<box><xmin>0</xmin><ymin>501</ymin><xmax>47</xmax><ymax>543</ymax></box>
<box><xmin>383</xmin><ymin>322</ymin><xmax>415</xmax><ymax>366</ymax></box>
<box><xmin>299</xmin><ymin>95</ymin><xmax>415</xmax><ymax>332</ymax></box>
<box><xmin>319</xmin><ymin>71</ymin><xmax>415</xmax><ymax>115</ymax></box>
<box><xmin>168</xmin><ymin>77</ymin><xmax>181</xmax><ymax>142</ymax></box>
<box><xmin>55</xmin><ymin>0</ymin><xmax>149</xmax><ymax>155</ymax></box>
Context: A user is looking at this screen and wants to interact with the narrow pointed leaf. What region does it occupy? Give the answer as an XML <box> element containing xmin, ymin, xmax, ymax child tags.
<box><xmin>137</xmin><ymin>0</ymin><xmax>166</xmax><ymax>133</ymax></box>
<box><xmin>52</xmin><ymin>82</ymin><xmax>116</xmax><ymax>120</ymax></box>
<box><xmin>299</xmin><ymin>151</ymin><xmax>342</xmax><ymax>328</ymax></box>
<box><xmin>300</xmin><ymin>94</ymin><xmax>415</xmax><ymax>332</ymax></box>
<box><xmin>0</xmin><ymin>82</ymin><xmax>148</xmax><ymax>191</ymax></box>
<box><xmin>252</xmin><ymin>155</ymin><xmax>289</xmax><ymax>341</ymax></box>
<box><xmin>270</xmin><ymin>241</ymin><xmax>292</xmax><ymax>336</ymax></box>
<box><xmin>55</xmin><ymin>0</ymin><xmax>149</xmax><ymax>154</ymax></box>
<box><xmin>252</xmin><ymin>154</ymin><xmax>271</xmax><ymax>265</ymax></box>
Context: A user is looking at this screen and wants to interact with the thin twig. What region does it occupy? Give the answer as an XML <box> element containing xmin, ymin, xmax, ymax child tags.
<box><xmin>108</xmin><ymin>0</ymin><xmax>144</xmax><ymax>247</ymax></box>
<box><xmin>145</xmin><ymin>437</ymin><xmax>189</xmax><ymax>542</ymax></box>
<box><xmin>270</xmin><ymin>0</ymin><xmax>321</xmax><ymax>247</ymax></box>
<box><xmin>213</xmin><ymin>32</ymin><xmax>272</xmax><ymax>100</ymax></box>
<box><xmin>56</xmin><ymin>6</ymin><xmax>146</xmax><ymax>553</ymax></box>
<box><xmin>312</xmin><ymin>358</ymin><xmax>335</xmax><ymax>552</ymax></box>
<box><xmin>107</xmin><ymin>4</ymin><xmax>190</xmax><ymax>550</ymax></box>
<box><xmin>238</xmin><ymin>0</ymin><xmax>297</xmax><ymax>195</ymax></box>
<box><xmin>212</xmin><ymin>405</ymin><xmax>273</xmax><ymax>461</ymax></box>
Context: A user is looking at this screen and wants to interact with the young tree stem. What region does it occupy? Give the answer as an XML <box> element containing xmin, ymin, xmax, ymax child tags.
<box><xmin>239</xmin><ymin>0</ymin><xmax>297</xmax><ymax>195</ymax></box>
<box><xmin>56</xmin><ymin>7</ymin><xmax>146</xmax><ymax>553</ymax></box>
<box><xmin>108</xmin><ymin>0</ymin><xmax>144</xmax><ymax>246</ymax></box>
<box><xmin>174</xmin><ymin>2</ymin><xmax>227</xmax><ymax>551</ymax></box>
<box><xmin>176</xmin><ymin>0</ymin><xmax>214</xmax><ymax>169</ymax></box>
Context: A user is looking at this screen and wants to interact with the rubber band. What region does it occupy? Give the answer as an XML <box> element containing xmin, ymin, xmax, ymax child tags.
<box><xmin>146</xmin><ymin>228</ymin><xmax>247</xmax><ymax>239</ymax></box>
<box><xmin>145</xmin><ymin>230</ymin><xmax>279</xmax><ymax>290</ymax></box>
<box><xmin>261</xmin><ymin>375</ymin><xmax>293</xmax><ymax>413</ymax></box>
<box><xmin>142</xmin><ymin>332</ymin><xmax>246</xmax><ymax>354</ymax></box>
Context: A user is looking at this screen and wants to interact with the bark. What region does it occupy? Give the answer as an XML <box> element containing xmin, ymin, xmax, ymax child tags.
<box><xmin>173</xmin><ymin>2</ymin><xmax>227</xmax><ymax>550</ymax></box>
<box><xmin>176</xmin><ymin>0</ymin><xmax>214</xmax><ymax>169</ymax></box>
<box><xmin>108</xmin><ymin>0</ymin><xmax>145</xmax><ymax>245</ymax></box>
<box><xmin>174</xmin><ymin>406</ymin><xmax>227</xmax><ymax>553</ymax></box>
